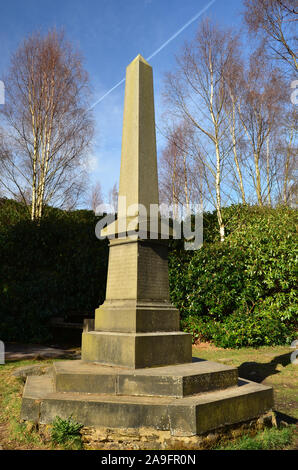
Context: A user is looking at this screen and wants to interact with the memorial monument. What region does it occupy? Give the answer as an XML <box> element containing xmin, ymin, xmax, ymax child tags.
<box><xmin>21</xmin><ymin>55</ymin><xmax>273</xmax><ymax>437</ymax></box>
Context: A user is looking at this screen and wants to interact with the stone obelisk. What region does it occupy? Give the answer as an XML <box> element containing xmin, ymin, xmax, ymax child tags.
<box><xmin>21</xmin><ymin>55</ymin><xmax>273</xmax><ymax>437</ymax></box>
<box><xmin>81</xmin><ymin>55</ymin><xmax>192</xmax><ymax>368</ymax></box>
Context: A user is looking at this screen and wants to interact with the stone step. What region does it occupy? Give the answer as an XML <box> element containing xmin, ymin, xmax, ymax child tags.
<box><xmin>82</xmin><ymin>330</ymin><xmax>192</xmax><ymax>368</ymax></box>
<box><xmin>53</xmin><ymin>359</ymin><xmax>238</xmax><ymax>397</ymax></box>
<box><xmin>21</xmin><ymin>375</ymin><xmax>273</xmax><ymax>436</ymax></box>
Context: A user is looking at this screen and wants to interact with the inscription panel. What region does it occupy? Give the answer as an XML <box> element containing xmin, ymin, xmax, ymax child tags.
<box><xmin>106</xmin><ymin>242</ymin><xmax>138</xmax><ymax>300</ymax></box>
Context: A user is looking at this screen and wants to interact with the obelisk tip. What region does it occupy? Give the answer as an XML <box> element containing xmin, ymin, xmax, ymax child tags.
<box><xmin>131</xmin><ymin>54</ymin><xmax>150</xmax><ymax>66</ymax></box>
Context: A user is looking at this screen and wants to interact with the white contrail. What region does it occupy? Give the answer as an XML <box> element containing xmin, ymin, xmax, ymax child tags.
<box><xmin>89</xmin><ymin>78</ymin><xmax>125</xmax><ymax>109</ymax></box>
<box><xmin>88</xmin><ymin>0</ymin><xmax>216</xmax><ymax>111</ymax></box>
<box><xmin>146</xmin><ymin>0</ymin><xmax>216</xmax><ymax>61</ymax></box>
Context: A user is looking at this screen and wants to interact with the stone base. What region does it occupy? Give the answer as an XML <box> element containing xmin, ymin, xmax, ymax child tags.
<box><xmin>81</xmin><ymin>331</ymin><xmax>192</xmax><ymax>368</ymax></box>
<box><xmin>21</xmin><ymin>374</ymin><xmax>273</xmax><ymax>436</ymax></box>
<box><xmin>95</xmin><ymin>300</ymin><xmax>180</xmax><ymax>333</ymax></box>
<box><xmin>53</xmin><ymin>359</ymin><xmax>239</xmax><ymax>397</ymax></box>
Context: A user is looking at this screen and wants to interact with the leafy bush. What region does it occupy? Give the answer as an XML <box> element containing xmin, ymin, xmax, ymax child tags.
<box><xmin>170</xmin><ymin>205</ymin><xmax>297</xmax><ymax>348</ymax></box>
<box><xmin>211</xmin><ymin>301</ymin><xmax>293</xmax><ymax>348</ymax></box>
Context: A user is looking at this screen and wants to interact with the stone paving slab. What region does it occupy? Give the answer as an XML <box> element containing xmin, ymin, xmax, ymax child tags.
<box><xmin>4</xmin><ymin>343</ymin><xmax>80</xmax><ymax>361</ymax></box>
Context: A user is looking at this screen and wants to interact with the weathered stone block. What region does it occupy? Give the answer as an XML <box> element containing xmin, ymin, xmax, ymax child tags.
<box><xmin>81</xmin><ymin>331</ymin><xmax>192</xmax><ymax>368</ymax></box>
<box><xmin>95</xmin><ymin>300</ymin><xmax>179</xmax><ymax>333</ymax></box>
<box><xmin>53</xmin><ymin>360</ymin><xmax>238</xmax><ymax>397</ymax></box>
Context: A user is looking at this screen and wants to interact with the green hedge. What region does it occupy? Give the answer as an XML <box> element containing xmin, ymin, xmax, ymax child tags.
<box><xmin>171</xmin><ymin>205</ymin><xmax>297</xmax><ymax>347</ymax></box>
<box><xmin>0</xmin><ymin>200</ymin><xmax>108</xmax><ymax>342</ymax></box>
<box><xmin>0</xmin><ymin>200</ymin><xmax>296</xmax><ymax>347</ymax></box>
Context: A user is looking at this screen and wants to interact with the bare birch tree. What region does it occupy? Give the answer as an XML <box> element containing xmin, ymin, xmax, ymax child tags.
<box><xmin>159</xmin><ymin>121</ymin><xmax>200</xmax><ymax>215</ymax></box>
<box><xmin>108</xmin><ymin>182</ymin><xmax>118</xmax><ymax>213</ymax></box>
<box><xmin>237</xmin><ymin>48</ymin><xmax>286</xmax><ymax>205</ymax></box>
<box><xmin>276</xmin><ymin>109</ymin><xmax>298</xmax><ymax>204</ymax></box>
<box><xmin>87</xmin><ymin>181</ymin><xmax>103</xmax><ymax>212</ymax></box>
<box><xmin>243</xmin><ymin>0</ymin><xmax>298</xmax><ymax>73</ymax></box>
<box><xmin>223</xmin><ymin>51</ymin><xmax>247</xmax><ymax>204</ymax></box>
<box><xmin>159</xmin><ymin>131</ymin><xmax>182</xmax><ymax>216</ymax></box>
<box><xmin>0</xmin><ymin>30</ymin><xmax>94</xmax><ymax>220</ymax></box>
<box><xmin>164</xmin><ymin>20</ymin><xmax>239</xmax><ymax>241</ymax></box>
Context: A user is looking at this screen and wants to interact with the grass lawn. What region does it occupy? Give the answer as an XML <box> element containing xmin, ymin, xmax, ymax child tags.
<box><xmin>0</xmin><ymin>345</ymin><xmax>297</xmax><ymax>450</ymax></box>
<box><xmin>192</xmin><ymin>344</ymin><xmax>298</xmax><ymax>421</ymax></box>
<box><xmin>0</xmin><ymin>358</ymin><xmax>55</xmax><ymax>449</ymax></box>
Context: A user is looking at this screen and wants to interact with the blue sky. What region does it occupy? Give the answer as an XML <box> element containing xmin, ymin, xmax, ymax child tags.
<box><xmin>0</xmin><ymin>0</ymin><xmax>245</xmax><ymax>204</ymax></box>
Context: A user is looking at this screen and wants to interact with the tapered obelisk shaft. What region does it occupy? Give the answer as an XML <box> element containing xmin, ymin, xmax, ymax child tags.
<box><xmin>119</xmin><ymin>54</ymin><xmax>159</xmax><ymax>217</ymax></box>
